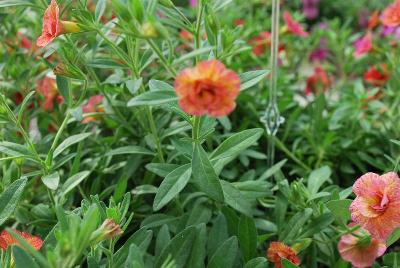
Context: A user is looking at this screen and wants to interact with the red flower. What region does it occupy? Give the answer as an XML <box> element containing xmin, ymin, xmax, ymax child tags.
<box><xmin>0</xmin><ymin>230</ymin><xmax>42</xmax><ymax>251</ymax></box>
<box><xmin>368</xmin><ymin>11</ymin><xmax>380</xmax><ymax>30</ymax></box>
<box><xmin>174</xmin><ymin>60</ymin><xmax>240</xmax><ymax>117</ymax></box>
<box><xmin>381</xmin><ymin>0</ymin><xmax>400</xmax><ymax>27</ymax></box>
<box><xmin>283</xmin><ymin>11</ymin><xmax>309</xmax><ymax>37</ymax></box>
<box><xmin>267</xmin><ymin>242</ymin><xmax>301</xmax><ymax>268</ymax></box>
<box><xmin>179</xmin><ymin>30</ymin><xmax>193</xmax><ymax>42</ymax></box>
<box><xmin>304</xmin><ymin>67</ymin><xmax>331</xmax><ymax>95</ymax></box>
<box><xmin>234</xmin><ymin>19</ymin><xmax>245</xmax><ymax>26</ymax></box>
<box><xmin>36</xmin><ymin>76</ymin><xmax>63</xmax><ymax>111</ymax></box>
<box><xmin>364</xmin><ymin>64</ymin><xmax>390</xmax><ymax>87</ymax></box>
<box><xmin>82</xmin><ymin>95</ymin><xmax>105</xmax><ymax>123</ymax></box>
<box><xmin>250</xmin><ymin>32</ymin><xmax>271</xmax><ymax>56</ymax></box>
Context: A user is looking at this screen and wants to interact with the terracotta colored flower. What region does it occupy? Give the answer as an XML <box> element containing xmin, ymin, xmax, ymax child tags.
<box><xmin>338</xmin><ymin>225</ymin><xmax>386</xmax><ymax>268</ymax></box>
<box><xmin>304</xmin><ymin>67</ymin><xmax>331</xmax><ymax>95</ymax></box>
<box><xmin>36</xmin><ymin>76</ymin><xmax>63</xmax><ymax>111</ymax></box>
<box><xmin>82</xmin><ymin>95</ymin><xmax>105</xmax><ymax>123</ymax></box>
<box><xmin>350</xmin><ymin>172</ymin><xmax>400</xmax><ymax>241</ymax></box>
<box><xmin>174</xmin><ymin>60</ymin><xmax>240</xmax><ymax>117</ymax></box>
<box><xmin>353</xmin><ymin>32</ymin><xmax>373</xmax><ymax>58</ymax></box>
<box><xmin>381</xmin><ymin>0</ymin><xmax>400</xmax><ymax>27</ymax></box>
<box><xmin>37</xmin><ymin>0</ymin><xmax>81</xmax><ymax>47</ymax></box>
<box><xmin>368</xmin><ymin>11</ymin><xmax>380</xmax><ymax>30</ymax></box>
<box><xmin>0</xmin><ymin>230</ymin><xmax>43</xmax><ymax>251</ymax></box>
<box><xmin>364</xmin><ymin>64</ymin><xmax>390</xmax><ymax>87</ymax></box>
<box><xmin>250</xmin><ymin>32</ymin><xmax>271</xmax><ymax>56</ymax></box>
<box><xmin>180</xmin><ymin>30</ymin><xmax>193</xmax><ymax>42</ymax></box>
<box><xmin>283</xmin><ymin>11</ymin><xmax>309</xmax><ymax>37</ymax></box>
<box><xmin>267</xmin><ymin>242</ymin><xmax>301</xmax><ymax>268</ymax></box>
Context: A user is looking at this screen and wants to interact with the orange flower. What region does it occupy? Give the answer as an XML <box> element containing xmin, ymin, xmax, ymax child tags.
<box><xmin>179</xmin><ymin>30</ymin><xmax>193</xmax><ymax>42</ymax></box>
<box><xmin>364</xmin><ymin>64</ymin><xmax>390</xmax><ymax>87</ymax></box>
<box><xmin>37</xmin><ymin>0</ymin><xmax>81</xmax><ymax>47</ymax></box>
<box><xmin>0</xmin><ymin>230</ymin><xmax>43</xmax><ymax>251</ymax></box>
<box><xmin>338</xmin><ymin>225</ymin><xmax>386</xmax><ymax>268</ymax></box>
<box><xmin>283</xmin><ymin>11</ymin><xmax>309</xmax><ymax>37</ymax></box>
<box><xmin>36</xmin><ymin>76</ymin><xmax>63</xmax><ymax>111</ymax></box>
<box><xmin>267</xmin><ymin>242</ymin><xmax>301</xmax><ymax>268</ymax></box>
<box><xmin>174</xmin><ymin>60</ymin><xmax>240</xmax><ymax>117</ymax></box>
<box><xmin>82</xmin><ymin>95</ymin><xmax>105</xmax><ymax>123</ymax></box>
<box><xmin>367</xmin><ymin>11</ymin><xmax>380</xmax><ymax>30</ymax></box>
<box><xmin>304</xmin><ymin>66</ymin><xmax>331</xmax><ymax>95</ymax></box>
<box><xmin>350</xmin><ymin>172</ymin><xmax>400</xmax><ymax>241</ymax></box>
<box><xmin>250</xmin><ymin>32</ymin><xmax>271</xmax><ymax>56</ymax></box>
<box><xmin>381</xmin><ymin>0</ymin><xmax>400</xmax><ymax>27</ymax></box>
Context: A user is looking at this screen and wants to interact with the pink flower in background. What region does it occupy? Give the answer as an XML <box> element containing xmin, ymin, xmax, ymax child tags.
<box><xmin>381</xmin><ymin>25</ymin><xmax>400</xmax><ymax>39</ymax></box>
<box><xmin>283</xmin><ymin>11</ymin><xmax>309</xmax><ymax>37</ymax></box>
<box><xmin>36</xmin><ymin>76</ymin><xmax>63</xmax><ymax>111</ymax></box>
<box><xmin>381</xmin><ymin>0</ymin><xmax>400</xmax><ymax>27</ymax></box>
<box><xmin>309</xmin><ymin>38</ymin><xmax>329</xmax><ymax>62</ymax></box>
<box><xmin>82</xmin><ymin>95</ymin><xmax>105</xmax><ymax>123</ymax></box>
<box><xmin>353</xmin><ymin>31</ymin><xmax>373</xmax><ymax>58</ymax></box>
<box><xmin>301</xmin><ymin>0</ymin><xmax>320</xmax><ymax>20</ymax></box>
<box><xmin>338</xmin><ymin>225</ymin><xmax>386</xmax><ymax>268</ymax></box>
<box><xmin>189</xmin><ymin>0</ymin><xmax>197</xmax><ymax>8</ymax></box>
<box><xmin>350</xmin><ymin>172</ymin><xmax>400</xmax><ymax>241</ymax></box>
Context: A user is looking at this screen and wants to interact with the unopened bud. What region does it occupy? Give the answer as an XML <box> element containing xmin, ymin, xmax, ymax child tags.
<box><xmin>141</xmin><ymin>22</ymin><xmax>157</xmax><ymax>38</ymax></box>
<box><xmin>60</xmin><ymin>21</ymin><xmax>82</xmax><ymax>34</ymax></box>
<box><xmin>90</xmin><ymin>219</ymin><xmax>123</xmax><ymax>244</ymax></box>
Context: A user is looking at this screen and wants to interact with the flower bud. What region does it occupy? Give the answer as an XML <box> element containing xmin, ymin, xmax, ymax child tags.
<box><xmin>90</xmin><ymin>219</ymin><xmax>123</xmax><ymax>244</ymax></box>
<box><xmin>60</xmin><ymin>21</ymin><xmax>82</xmax><ymax>34</ymax></box>
<box><xmin>53</xmin><ymin>63</ymin><xmax>85</xmax><ymax>80</ymax></box>
<box><xmin>140</xmin><ymin>22</ymin><xmax>158</xmax><ymax>38</ymax></box>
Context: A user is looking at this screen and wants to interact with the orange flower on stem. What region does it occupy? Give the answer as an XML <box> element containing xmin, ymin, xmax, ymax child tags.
<box><xmin>0</xmin><ymin>230</ymin><xmax>43</xmax><ymax>251</ymax></box>
<box><xmin>36</xmin><ymin>76</ymin><xmax>63</xmax><ymax>111</ymax></box>
<box><xmin>338</xmin><ymin>225</ymin><xmax>386</xmax><ymax>268</ymax></box>
<box><xmin>381</xmin><ymin>0</ymin><xmax>400</xmax><ymax>27</ymax></box>
<box><xmin>367</xmin><ymin>11</ymin><xmax>380</xmax><ymax>30</ymax></box>
<box><xmin>283</xmin><ymin>11</ymin><xmax>309</xmax><ymax>37</ymax></box>
<box><xmin>174</xmin><ymin>60</ymin><xmax>240</xmax><ymax>117</ymax></box>
<box><xmin>37</xmin><ymin>0</ymin><xmax>81</xmax><ymax>47</ymax></box>
<box><xmin>267</xmin><ymin>242</ymin><xmax>301</xmax><ymax>268</ymax></box>
<box><xmin>82</xmin><ymin>95</ymin><xmax>105</xmax><ymax>123</ymax></box>
<box><xmin>304</xmin><ymin>66</ymin><xmax>331</xmax><ymax>95</ymax></box>
<box><xmin>364</xmin><ymin>64</ymin><xmax>390</xmax><ymax>87</ymax></box>
<box><xmin>350</xmin><ymin>172</ymin><xmax>400</xmax><ymax>241</ymax></box>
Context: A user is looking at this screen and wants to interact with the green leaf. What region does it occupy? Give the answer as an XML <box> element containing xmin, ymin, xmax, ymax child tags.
<box><xmin>106</xmin><ymin>146</ymin><xmax>154</xmax><ymax>157</ymax></box>
<box><xmin>0</xmin><ymin>178</ymin><xmax>27</xmax><ymax>226</ymax></box>
<box><xmin>12</xmin><ymin>246</ymin><xmax>40</xmax><ymax>268</ymax></box>
<box><xmin>258</xmin><ymin>159</ymin><xmax>287</xmax><ymax>180</ymax></box>
<box><xmin>0</xmin><ymin>0</ymin><xmax>34</xmax><ymax>8</ymax></box>
<box><xmin>279</xmin><ymin>208</ymin><xmax>313</xmax><ymax>242</ymax></box>
<box><xmin>207</xmin><ymin>213</ymin><xmax>229</xmax><ymax>257</ymax></box>
<box><xmin>149</xmin><ymin>80</ymin><xmax>174</xmax><ymax>91</ymax></box>
<box><xmin>173</xmin><ymin>47</ymin><xmax>214</xmax><ymax>65</ymax></box>
<box><xmin>56</xmin><ymin>76</ymin><xmax>70</xmax><ymax>107</ymax></box>
<box><xmin>41</xmin><ymin>172</ymin><xmax>60</xmax><ymax>190</ymax></box>
<box><xmin>191</xmin><ymin>143</ymin><xmax>224</xmax><ymax>202</ymax></box>
<box><xmin>326</xmin><ymin>199</ymin><xmax>352</xmax><ymax>223</ymax></box>
<box><xmin>207</xmin><ymin>236</ymin><xmax>238</xmax><ymax>268</ymax></box>
<box><xmin>387</xmin><ymin>228</ymin><xmax>400</xmax><ymax>247</ymax></box>
<box><xmin>127</xmin><ymin>90</ymin><xmax>177</xmax><ymax>107</ymax></box>
<box><xmin>124</xmin><ymin>244</ymin><xmax>145</xmax><ymax>268</ymax></box>
<box><xmin>155</xmin><ymin>226</ymin><xmax>197</xmax><ymax>268</ymax></box>
<box><xmin>60</xmin><ymin>171</ymin><xmax>90</xmax><ymax>197</ymax></box>
<box><xmin>95</xmin><ymin>0</ymin><xmax>106</xmax><ymax>22</ymax></box>
<box><xmin>0</xmin><ymin>141</ymin><xmax>35</xmax><ymax>160</ymax></box>
<box><xmin>244</xmin><ymin>257</ymin><xmax>268</xmax><ymax>268</ymax></box>
<box><xmin>240</xmin><ymin>70</ymin><xmax>269</xmax><ymax>91</ymax></box>
<box><xmin>282</xmin><ymin>259</ymin><xmax>300</xmax><ymax>268</ymax></box>
<box><xmin>210</xmin><ymin>128</ymin><xmax>264</xmax><ymax>160</ymax></box>
<box><xmin>53</xmin><ymin>133</ymin><xmax>91</xmax><ymax>158</ymax></box>
<box><xmin>307</xmin><ymin>166</ymin><xmax>332</xmax><ymax>196</ymax></box>
<box><xmin>221</xmin><ymin>180</ymin><xmax>252</xmax><ymax>216</ymax></box>
<box><xmin>383</xmin><ymin>252</ymin><xmax>400</xmax><ymax>266</ymax></box>
<box><xmin>238</xmin><ymin>215</ymin><xmax>257</xmax><ymax>262</ymax></box>
<box><xmin>17</xmin><ymin>91</ymin><xmax>35</xmax><ymax>124</ymax></box>
<box><xmin>126</xmin><ymin>78</ymin><xmax>143</xmax><ymax>94</ymax></box>
<box><xmin>153</xmin><ymin>164</ymin><xmax>191</xmax><ymax>211</ymax></box>
<box><xmin>187</xmin><ymin>224</ymin><xmax>207</xmax><ymax>268</ymax></box>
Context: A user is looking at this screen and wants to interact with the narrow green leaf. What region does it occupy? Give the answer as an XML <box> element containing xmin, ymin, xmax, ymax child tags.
<box><xmin>60</xmin><ymin>171</ymin><xmax>90</xmax><ymax>197</ymax></box>
<box><xmin>41</xmin><ymin>172</ymin><xmax>60</xmax><ymax>190</ymax></box>
<box><xmin>12</xmin><ymin>246</ymin><xmax>40</xmax><ymax>268</ymax></box>
<box><xmin>149</xmin><ymin>80</ymin><xmax>174</xmax><ymax>91</ymax></box>
<box><xmin>95</xmin><ymin>0</ymin><xmax>106</xmax><ymax>22</ymax></box>
<box><xmin>221</xmin><ymin>180</ymin><xmax>252</xmax><ymax>216</ymax></box>
<box><xmin>127</xmin><ymin>90</ymin><xmax>177</xmax><ymax>107</ymax></box>
<box><xmin>240</xmin><ymin>70</ymin><xmax>269</xmax><ymax>91</ymax></box>
<box><xmin>207</xmin><ymin>236</ymin><xmax>238</xmax><ymax>268</ymax></box>
<box><xmin>0</xmin><ymin>178</ymin><xmax>27</xmax><ymax>225</ymax></box>
<box><xmin>307</xmin><ymin>166</ymin><xmax>332</xmax><ymax>196</ymax></box>
<box><xmin>282</xmin><ymin>259</ymin><xmax>300</xmax><ymax>268</ymax></box>
<box><xmin>326</xmin><ymin>199</ymin><xmax>352</xmax><ymax>223</ymax></box>
<box><xmin>153</xmin><ymin>164</ymin><xmax>191</xmax><ymax>211</ymax></box>
<box><xmin>17</xmin><ymin>91</ymin><xmax>35</xmax><ymax>124</ymax></box>
<box><xmin>56</xmin><ymin>76</ymin><xmax>70</xmax><ymax>106</ymax></box>
<box><xmin>106</xmin><ymin>146</ymin><xmax>154</xmax><ymax>157</ymax></box>
<box><xmin>387</xmin><ymin>228</ymin><xmax>400</xmax><ymax>247</ymax></box>
<box><xmin>53</xmin><ymin>133</ymin><xmax>91</xmax><ymax>158</ymax></box>
<box><xmin>279</xmin><ymin>208</ymin><xmax>313</xmax><ymax>242</ymax></box>
<box><xmin>238</xmin><ymin>215</ymin><xmax>257</xmax><ymax>262</ymax></box>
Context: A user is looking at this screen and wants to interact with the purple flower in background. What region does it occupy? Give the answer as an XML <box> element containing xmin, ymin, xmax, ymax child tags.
<box><xmin>189</xmin><ymin>0</ymin><xmax>198</xmax><ymax>7</ymax></box>
<box><xmin>381</xmin><ymin>25</ymin><xmax>400</xmax><ymax>39</ymax></box>
<box><xmin>301</xmin><ymin>0</ymin><xmax>320</xmax><ymax>19</ymax></box>
<box><xmin>309</xmin><ymin>38</ymin><xmax>329</xmax><ymax>62</ymax></box>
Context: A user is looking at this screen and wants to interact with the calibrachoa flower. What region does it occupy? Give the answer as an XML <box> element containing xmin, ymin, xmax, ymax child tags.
<box><xmin>267</xmin><ymin>242</ymin><xmax>301</xmax><ymax>268</ymax></box>
<box><xmin>364</xmin><ymin>64</ymin><xmax>390</xmax><ymax>87</ymax></box>
<box><xmin>338</xmin><ymin>225</ymin><xmax>386</xmax><ymax>268</ymax></box>
<box><xmin>0</xmin><ymin>230</ymin><xmax>43</xmax><ymax>251</ymax></box>
<box><xmin>82</xmin><ymin>95</ymin><xmax>105</xmax><ymax>123</ymax></box>
<box><xmin>368</xmin><ymin>11</ymin><xmax>380</xmax><ymax>30</ymax></box>
<box><xmin>250</xmin><ymin>32</ymin><xmax>271</xmax><ymax>56</ymax></box>
<box><xmin>381</xmin><ymin>0</ymin><xmax>400</xmax><ymax>27</ymax></box>
<box><xmin>353</xmin><ymin>31</ymin><xmax>373</xmax><ymax>58</ymax></box>
<box><xmin>36</xmin><ymin>76</ymin><xmax>63</xmax><ymax>111</ymax></box>
<box><xmin>301</xmin><ymin>0</ymin><xmax>319</xmax><ymax>20</ymax></box>
<box><xmin>37</xmin><ymin>0</ymin><xmax>81</xmax><ymax>47</ymax></box>
<box><xmin>304</xmin><ymin>67</ymin><xmax>331</xmax><ymax>95</ymax></box>
<box><xmin>283</xmin><ymin>11</ymin><xmax>309</xmax><ymax>37</ymax></box>
<box><xmin>174</xmin><ymin>60</ymin><xmax>240</xmax><ymax>117</ymax></box>
<box><xmin>350</xmin><ymin>172</ymin><xmax>400</xmax><ymax>241</ymax></box>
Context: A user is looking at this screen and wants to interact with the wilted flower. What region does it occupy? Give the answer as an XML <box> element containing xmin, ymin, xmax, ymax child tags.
<box><xmin>82</xmin><ymin>95</ymin><xmax>105</xmax><ymax>123</ymax></box>
<box><xmin>267</xmin><ymin>241</ymin><xmax>301</xmax><ymax>268</ymax></box>
<box><xmin>0</xmin><ymin>230</ymin><xmax>43</xmax><ymax>251</ymax></box>
<box><xmin>350</xmin><ymin>172</ymin><xmax>400</xmax><ymax>241</ymax></box>
<box><xmin>36</xmin><ymin>76</ymin><xmax>63</xmax><ymax>111</ymax></box>
<box><xmin>174</xmin><ymin>60</ymin><xmax>240</xmax><ymax>117</ymax></box>
<box><xmin>37</xmin><ymin>0</ymin><xmax>81</xmax><ymax>47</ymax></box>
<box><xmin>304</xmin><ymin>67</ymin><xmax>331</xmax><ymax>95</ymax></box>
<box><xmin>338</xmin><ymin>225</ymin><xmax>386</xmax><ymax>268</ymax></box>
<box><xmin>353</xmin><ymin>31</ymin><xmax>373</xmax><ymax>58</ymax></box>
<box><xmin>283</xmin><ymin>11</ymin><xmax>309</xmax><ymax>37</ymax></box>
<box><xmin>364</xmin><ymin>64</ymin><xmax>390</xmax><ymax>87</ymax></box>
<box><xmin>381</xmin><ymin>0</ymin><xmax>400</xmax><ymax>27</ymax></box>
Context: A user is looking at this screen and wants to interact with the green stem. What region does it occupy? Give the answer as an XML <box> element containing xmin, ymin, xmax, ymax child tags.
<box><xmin>146</xmin><ymin>39</ymin><xmax>177</xmax><ymax>77</ymax></box>
<box><xmin>194</xmin><ymin>2</ymin><xmax>205</xmax><ymax>63</ymax></box>
<box><xmin>172</xmin><ymin>6</ymin><xmax>192</xmax><ymax>26</ymax></box>
<box><xmin>273</xmin><ymin>136</ymin><xmax>311</xmax><ymax>172</ymax></box>
<box><xmin>192</xmin><ymin>116</ymin><xmax>201</xmax><ymax>142</ymax></box>
<box><xmin>45</xmin><ymin>112</ymin><xmax>71</xmax><ymax>168</ymax></box>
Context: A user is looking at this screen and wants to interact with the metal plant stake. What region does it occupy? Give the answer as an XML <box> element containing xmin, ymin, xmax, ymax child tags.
<box><xmin>260</xmin><ymin>0</ymin><xmax>284</xmax><ymax>168</ymax></box>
